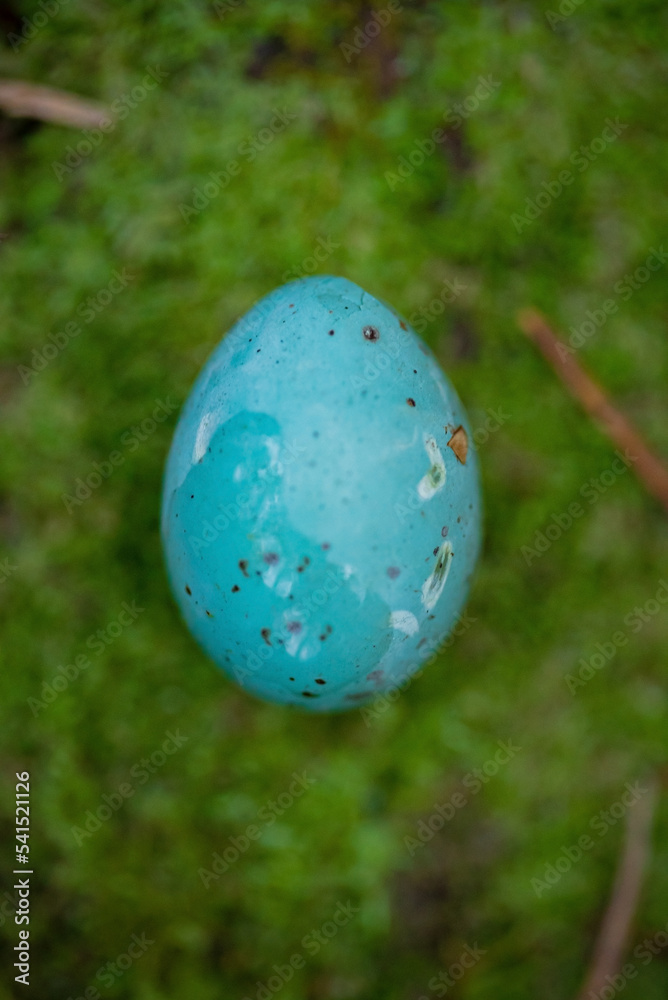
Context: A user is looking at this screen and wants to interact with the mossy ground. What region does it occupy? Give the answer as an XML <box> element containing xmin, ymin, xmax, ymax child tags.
<box><xmin>1</xmin><ymin>2</ymin><xmax>667</xmax><ymax>998</ymax></box>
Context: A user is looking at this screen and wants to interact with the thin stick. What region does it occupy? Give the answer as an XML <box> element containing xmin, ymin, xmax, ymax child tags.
<box><xmin>518</xmin><ymin>308</ymin><xmax>668</xmax><ymax>516</ymax></box>
<box><xmin>0</xmin><ymin>80</ymin><xmax>108</xmax><ymax>129</ymax></box>
<box><xmin>576</xmin><ymin>778</ymin><xmax>658</xmax><ymax>1000</ymax></box>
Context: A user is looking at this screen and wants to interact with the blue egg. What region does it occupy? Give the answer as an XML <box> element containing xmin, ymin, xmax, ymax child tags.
<box><xmin>161</xmin><ymin>276</ymin><xmax>482</xmax><ymax>711</ymax></box>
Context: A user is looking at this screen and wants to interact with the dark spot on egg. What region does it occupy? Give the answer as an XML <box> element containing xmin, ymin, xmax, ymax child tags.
<box><xmin>400</xmin><ymin>321</ymin><xmax>408</xmax><ymax>330</ymax></box>
<box><xmin>363</xmin><ymin>325</ymin><xmax>380</xmax><ymax>341</ymax></box>
<box><xmin>286</xmin><ymin>621</ymin><xmax>302</xmax><ymax>633</ymax></box>
<box><xmin>239</xmin><ymin>560</ymin><xmax>249</xmax><ymax>577</ymax></box>
<box><xmin>263</xmin><ymin>552</ymin><xmax>279</xmax><ymax>565</ymax></box>
<box><xmin>185</xmin><ymin>585</ymin><xmax>192</xmax><ymax>595</ymax></box>
<box><xmin>302</xmin><ymin>691</ymin><xmax>318</xmax><ymax>698</ymax></box>
<box><xmin>441</xmin><ymin>526</ymin><xmax>449</xmax><ymax>537</ymax></box>
<box><xmin>417</xmin><ymin>638</ymin><xmax>427</xmax><ymax>649</ymax></box>
<box><xmin>328</xmin><ymin>329</ymin><xmax>335</xmax><ymax>336</ymax></box>
<box><xmin>261</xmin><ymin>628</ymin><xmax>272</xmax><ymax>645</ymax></box>
<box><xmin>231</xmin><ymin>585</ymin><xmax>240</xmax><ymax>593</ymax></box>
<box><xmin>321</xmin><ymin>542</ymin><xmax>331</xmax><ymax>550</ymax></box>
<box><xmin>433</xmin><ymin>547</ymin><xmax>439</xmax><ymax>555</ymax></box>
<box><xmin>407</xmin><ymin>398</ymin><xmax>416</xmax><ymax>407</ymax></box>
<box><xmin>315</xmin><ymin>678</ymin><xmax>326</xmax><ymax>685</ymax></box>
<box><xmin>325</xmin><ymin>625</ymin><xmax>332</xmax><ymax>634</ymax></box>
<box><xmin>205</xmin><ymin>610</ymin><xmax>213</xmax><ymax>617</ymax></box>
<box><xmin>289</xmin><ymin>676</ymin><xmax>295</xmax><ymax>681</ymax></box>
<box><xmin>387</xmin><ymin>566</ymin><xmax>401</xmax><ymax>579</ymax></box>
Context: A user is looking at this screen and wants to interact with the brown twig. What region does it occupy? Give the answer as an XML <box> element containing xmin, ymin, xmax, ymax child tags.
<box><xmin>518</xmin><ymin>308</ymin><xmax>668</xmax><ymax>516</ymax></box>
<box><xmin>576</xmin><ymin>777</ymin><xmax>658</xmax><ymax>1000</ymax></box>
<box><xmin>0</xmin><ymin>79</ymin><xmax>108</xmax><ymax>129</ymax></box>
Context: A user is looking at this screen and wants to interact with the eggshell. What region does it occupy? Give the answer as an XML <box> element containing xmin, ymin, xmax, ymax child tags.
<box><xmin>161</xmin><ymin>276</ymin><xmax>481</xmax><ymax>711</ymax></box>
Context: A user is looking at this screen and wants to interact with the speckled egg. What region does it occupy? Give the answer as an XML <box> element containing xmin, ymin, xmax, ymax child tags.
<box><xmin>161</xmin><ymin>276</ymin><xmax>481</xmax><ymax>711</ymax></box>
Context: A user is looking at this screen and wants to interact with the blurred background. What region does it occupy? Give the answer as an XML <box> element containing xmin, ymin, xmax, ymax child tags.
<box><xmin>1</xmin><ymin>2</ymin><xmax>667</xmax><ymax>998</ymax></box>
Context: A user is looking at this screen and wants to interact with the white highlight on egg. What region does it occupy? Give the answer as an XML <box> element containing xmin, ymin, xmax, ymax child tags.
<box><xmin>421</xmin><ymin>541</ymin><xmax>453</xmax><ymax>611</ymax></box>
<box><xmin>193</xmin><ymin>410</ymin><xmax>217</xmax><ymax>465</ymax></box>
<box><xmin>417</xmin><ymin>435</ymin><xmax>446</xmax><ymax>500</ymax></box>
<box><xmin>389</xmin><ymin>610</ymin><xmax>419</xmax><ymax>636</ymax></box>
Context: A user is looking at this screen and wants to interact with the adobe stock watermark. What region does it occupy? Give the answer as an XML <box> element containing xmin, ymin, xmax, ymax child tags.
<box><xmin>198</xmin><ymin>770</ymin><xmax>317</xmax><ymax>887</ymax></box>
<box><xmin>546</xmin><ymin>0</ymin><xmax>587</xmax><ymax>31</ymax></box>
<box><xmin>71</xmin><ymin>730</ymin><xmax>188</xmax><ymax>846</ymax></box>
<box><xmin>360</xmin><ymin>610</ymin><xmax>478</xmax><ymax>725</ymax></box>
<box><xmin>349</xmin><ymin>331</ymin><xmax>402</xmax><ymax>389</ymax></box>
<box><xmin>212</xmin><ymin>0</ymin><xmax>245</xmax><ymax>18</ymax></box>
<box><xmin>407</xmin><ymin>277</ymin><xmax>468</xmax><ymax>333</ymax></box>
<box><xmin>179</xmin><ymin>108</ymin><xmax>298</xmax><ymax>221</ymax></box>
<box><xmin>242</xmin><ymin>901</ymin><xmax>359</xmax><ymax>1000</ymax></box>
<box><xmin>232</xmin><ymin>567</ymin><xmax>348</xmax><ymax>689</ymax></box>
<box><xmin>188</xmin><ymin>438</ymin><xmax>307</xmax><ymax>553</ymax></box>
<box><xmin>339</xmin><ymin>1</ymin><xmax>402</xmax><ymax>62</ymax></box>
<box><xmin>521</xmin><ymin>449</ymin><xmax>636</xmax><ymax>565</ymax></box>
<box><xmin>65</xmin><ymin>933</ymin><xmax>154</xmax><ymax>999</ymax></box>
<box><xmin>386</xmin><ymin>76</ymin><xmax>501</xmax><ymax>191</ymax></box>
<box><xmin>17</xmin><ymin>269</ymin><xmax>134</xmax><ymax>386</ymax></box>
<box><xmin>7</xmin><ymin>0</ymin><xmax>69</xmax><ymax>52</ymax></box>
<box><xmin>395</xmin><ymin>407</ymin><xmax>509</xmax><ymax>521</ymax></box>
<box><xmin>585</xmin><ymin>921</ymin><xmax>668</xmax><ymax>1000</ymax></box>
<box><xmin>0</xmin><ymin>557</ymin><xmax>18</xmax><ymax>584</ymax></box>
<box><xmin>51</xmin><ymin>67</ymin><xmax>169</xmax><ymax>181</ymax></box>
<box><xmin>530</xmin><ymin>781</ymin><xmax>649</xmax><ymax>897</ymax></box>
<box><xmin>28</xmin><ymin>601</ymin><xmax>144</xmax><ymax>717</ymax></box>
<box><xmin>557</xmin><ymin>246</ymin><xmax>668</xmax><ymax>359</ymax></box>
<box><xmin>404</xmin><ymin>740</ymin><xmax>521</xmax><ymax>855</ymax></box>
<box><xmin>565</xmin><ymin>579</ymin><xmax>668</xmax><ymax>694</ymax></box>
<box><xmin>281</xmin><ymin>236</ymin><xmax>341</xmax><ymax>282</ymax></box>
<box><xmin>511</xmin><ymin>119</ymin><xmax>628</xmax><ymax>232</ymax></box>
<box><xmin>62</xmin><ymin>397</ymin><xmax>178</xmax><ymax>513</ymax></box>
<box><xmin>418</xmin><ymin>942</ymin><xmax>487</xmax><ymax>998</ymax></box>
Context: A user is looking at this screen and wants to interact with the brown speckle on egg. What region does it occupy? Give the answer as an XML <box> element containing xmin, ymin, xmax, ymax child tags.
<box><xmin>447</xmin><ymin>425</ymin><xmax>469</xmax><ymax>465</ymax></box>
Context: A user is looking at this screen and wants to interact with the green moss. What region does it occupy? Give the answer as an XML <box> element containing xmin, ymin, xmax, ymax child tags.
<box><xmin>1</xmin><ymin>2</ymin><xmax>668</xmax><ymax>997</ymax></box>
